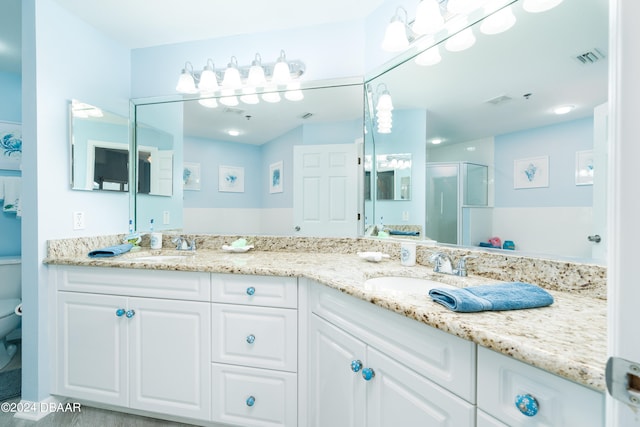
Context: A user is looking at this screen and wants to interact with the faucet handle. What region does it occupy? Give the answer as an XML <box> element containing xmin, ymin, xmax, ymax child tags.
<box><xmin>456</xmin><ymin>255</ymin><xmax>477</xmax><ymax>276</ymax></box>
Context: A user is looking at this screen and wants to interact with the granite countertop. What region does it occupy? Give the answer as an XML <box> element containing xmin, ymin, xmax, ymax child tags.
<box><xmin>45</xmin><ymin>247</ymin><xmax>607</xmax><ymax>392</ymax></box>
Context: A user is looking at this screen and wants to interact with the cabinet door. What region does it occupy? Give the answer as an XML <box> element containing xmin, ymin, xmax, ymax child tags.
<box><xmin>128</xmin><ymin>297</ymin><xmax>211</xmax><ymax>421</ymax></box>
<box><xmin>308</xmin><ymin>315</ymin><xmax>367</xmax><ymax>427</ymax></box>
<box><xmin>56</xmin><ymin>292</ymin><xmax>128</xmax><ymax>406</ymax></box>
<box><xmin>366</xmin><ymin>346</ymin><xmax>475</xmax><ymax>427</ymax></box>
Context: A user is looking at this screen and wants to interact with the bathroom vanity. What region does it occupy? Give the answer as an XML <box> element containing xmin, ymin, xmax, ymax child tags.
<box><xmin>45</xmin><ymin>237</ymin><xmax>607</xmax><ymax>426</ymax></box>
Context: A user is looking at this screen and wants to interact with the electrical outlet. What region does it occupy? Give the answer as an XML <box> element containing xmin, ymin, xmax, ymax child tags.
<box><xmin>163</xmin><ymin>211</ymin><xmax>170</xmax><ymax>225</ymax></box>
<box><xmin>73</xmin><ymin>211</ymin><xmax>85</xmax><ymax>230</ymax></box>
<box><xmin>402</xmin><ymin>211</ymin><xmax>409</xmax><ymax>221</ymax></box>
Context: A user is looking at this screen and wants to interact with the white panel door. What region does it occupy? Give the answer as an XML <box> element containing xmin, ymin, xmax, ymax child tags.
<box><xmin>293</xmin><ymin>144</ymin><xmax>358</xmax><ymax>237</ymax></box>
<box><xmin>128</xmin><ymin>297</ymin><xmax>211</xmax><ymax>421</ymax></box>
<box><xmin>307</xmin><ymin>314</ymin><xmax>367</xmax><ymax>427</ymax></box>
<box><xmin>366</xmin><ymin>347</ymin><xmax>475</xmax><ymax>427</ymax></box>
<box><xmin>608</xmin><ymin>0</ymin><xmax>640</xmax><ymax>425</ymax></box>
<box><xmin>56</xmin><ymin>292</ymin><xmax>128</xmax><ymax>406</ymax></box>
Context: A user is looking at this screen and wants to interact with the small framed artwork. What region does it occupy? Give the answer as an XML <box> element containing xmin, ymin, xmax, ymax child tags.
<box><xmin>269</xmin><ymin>161</ymin><xmax>283</xmax><ymax>193</ymax></box>
<box><xmin>0</xmin><ymin>121</ymin><xmax>22</xmax><ymax>170</ymax></box>
<box><xmin>219</xmin><ymin>165</ymin><xmax>245</xmax><ymax>193</ymax></box>
<box><xmin>575</xmin><ymin>149</ymin><xmax>594</xmax><ymax>186</ymax></box>
<box><xmin>183</xmin><ymin>162</ymin><xmax>201</xmax><ymax>191</ymax></box>
<box><xmin>514</xmin><ymin>155</ymin><xmax>549</xmax><ymax>189</ymax></box>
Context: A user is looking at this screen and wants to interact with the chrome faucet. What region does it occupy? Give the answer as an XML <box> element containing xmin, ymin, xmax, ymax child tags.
<box><xmin>429</xmin><ymin>252</ymin><xmax>476</xmax><ymax>277</ymax></box>
<box><xmin>172</xmin><ymin>236</ymin><xmax>196</xmax><ymax>251</ymax></box>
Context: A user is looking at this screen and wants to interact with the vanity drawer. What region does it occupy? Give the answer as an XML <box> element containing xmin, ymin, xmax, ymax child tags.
<box><xmin>211</xmin><ymin>274</ymin><xmax>297</xmax><ymax>308</ymax></box>
<box><xmin>477</xmin><ymin>347</ymin><xmax>604</xmax><ymax>427</ymax></box>
<box><xmin>211</xmin><ymin>363</ymin><xmax>297</xmax><ymax>427</ymax></box>
<box><xmin>54</xmin><ymin>265</ymin><xmax>210</xmax><ymax>301</ymax></box>
<box><xmin>211</xmin><ymin>303</ymin><xmax>297</xmax><ymax>372</ymax></box>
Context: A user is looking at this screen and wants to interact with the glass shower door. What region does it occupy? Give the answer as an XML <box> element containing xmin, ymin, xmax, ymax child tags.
<box><xmin>425</xmin><ymin>163</ymin><xmax>460</xmax><ymax>244</ymax></box>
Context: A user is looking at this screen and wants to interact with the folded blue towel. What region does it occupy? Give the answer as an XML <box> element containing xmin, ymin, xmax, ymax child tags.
<box><xmin>389</xmin><ymin>230</ymin><xmax>420</xmax><ymax>236</ymax></box>
<box><xmin>88</xmin><ymin>243</ymin><xmax>133</xmax><ymax>258</ymax></box>
<box><xmin>429</xmin><ymin>282</ymin><xmax>554</xmax><ymax>312</ymax></box>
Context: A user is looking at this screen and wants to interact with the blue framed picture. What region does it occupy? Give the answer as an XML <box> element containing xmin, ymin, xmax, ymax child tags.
<box><xmin>0</xmin><ymin>121</ymin><xmax>22</xmax><ymax>170</ymax></box>
<box><xmin>269</xmin><ymin>160</ymin><xmax>283</xmax><ymax>194</ymax></box>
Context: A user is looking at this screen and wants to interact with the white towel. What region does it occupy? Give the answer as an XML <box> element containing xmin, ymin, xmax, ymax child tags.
<box><xmin>2</xmin><ymin>176</ymin><xmax>21</xmax><ymax>216</ymax></box>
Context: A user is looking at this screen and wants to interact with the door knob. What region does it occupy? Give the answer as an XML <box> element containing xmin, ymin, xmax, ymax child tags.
<box><xmin>294</xmin><ymin>226</ymin><xmax>301</xmax><ymax>231</ymax></box>
<box><xmin>587</xmin><ymin>234</ymin><xmax>601</xmax><ymax>243</ymax></box>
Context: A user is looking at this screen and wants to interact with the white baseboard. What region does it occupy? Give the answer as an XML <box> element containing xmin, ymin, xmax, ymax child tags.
<box><xmin>12</xmin><ymin>395</ymin><xmax>62</xmax><ymax>421</ymax></box>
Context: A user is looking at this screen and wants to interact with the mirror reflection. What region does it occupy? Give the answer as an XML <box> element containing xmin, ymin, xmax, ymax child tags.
<box><xmin>69</xmin><ymin>100</ymin><xmax>129</xmax><ymax>191</ymax></box>
<box><xmin>365</xmin><ymin>0</ymin><xmax>608</xmax><ymax>262</ymax></box>
<box><xmin>133</xmin><ymin>82</ymin><xmax>364</xmax><ymax>235</ymax></box>
<box><xmin>376</xmin><ymin>153</ymin><xmax>412</xmax><ymax>201</ymax></box>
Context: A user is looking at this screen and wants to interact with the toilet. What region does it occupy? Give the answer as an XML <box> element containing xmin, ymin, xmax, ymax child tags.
<box><xmin>0</xmin><ymin>257</ymin><xmax>21</xmax><ymax>370</ymax></box>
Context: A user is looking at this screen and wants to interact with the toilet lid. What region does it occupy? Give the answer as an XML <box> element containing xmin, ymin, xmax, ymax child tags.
<box><xmin>0</xmin><ymin>299</ymin><xmax>20</xmax><ymax>317</ymax></box>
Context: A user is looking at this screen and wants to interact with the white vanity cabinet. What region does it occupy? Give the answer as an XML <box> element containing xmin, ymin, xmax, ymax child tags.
<box><xmin>306</xmin><ymin>280</ymin><xmax>476</xmax><ymax>427</ymax></box>
<box><xmin>477</xmin><ymin>346</ymin><xmax>605</xmax><ymax>427</ymax></box>
<box><xmin>210</xmin><ymin>274</ymin><xmax>298</xmax><ymax>427</ymax></box>
<box><xmin>51</xmin><ymin>266</ymin><xmax>211</xmax><ymax>422</ymax></box>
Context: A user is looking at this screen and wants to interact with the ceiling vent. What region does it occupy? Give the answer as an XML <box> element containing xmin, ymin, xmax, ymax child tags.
<box><xmin>300</xmin><ymin>112</ymin><xmax>314</xmax><ymax>119</ymax></box>
<box><xmin>485</xmin><ymin>95</ymin><xmax>513</xmax><ymax>106</ymax></box>
<box><xmin>575</xmin><ymin>48</ymin><xmax>606</xmax><ymax>65</ymax></box>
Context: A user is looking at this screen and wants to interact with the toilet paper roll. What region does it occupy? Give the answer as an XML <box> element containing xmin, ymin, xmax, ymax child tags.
<box><xmin>14</xmin><ymin>303</ymin><xmax>22</xmax><ymax>316</ymax></box>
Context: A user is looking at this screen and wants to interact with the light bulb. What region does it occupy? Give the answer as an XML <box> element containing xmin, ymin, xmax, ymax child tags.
<box><xmin>445</xmin><ymin>28</ymin><xmax>476</xmax><ymax>52</ymax></box>
<box><xmin>412</xmin><ymin>0</ymin><xmax>444</xmax><ymax>35</ymax></box>
<box><xmin>381</xmin><ymin>19</ymin><xmax>409</xmax><ymax>52</ymax></box>
<box><xmin>198</xmin><ymin>60</ymin><xmax>219</xmax><ymax>92</ymax></box>
<box><xmin>415</xmin><ymin>46</ymin><xmax>442</xmax><ymax>66</ymax></box>
<box><xmin>176</xmin><ymin>65</ymin><xmax>197</xmax><ymax>94</ymax></box>
<box><xmin>272</xmin><ymin>50</ymin><xmax>292</xmax><ymax>85</ymax></box>
<box><xmin>222</xmin><ymin>57</ymin><xmax>242</xmax><ymax>89</ymax></box>
<box><xmin>480</xmin><ymin>6</ymin><xmax>516</xmax><ymax>35</ymax></box>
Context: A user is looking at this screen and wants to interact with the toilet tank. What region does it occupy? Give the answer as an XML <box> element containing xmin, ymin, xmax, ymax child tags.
<box><xmin>0</xmin><ymin>257</ymin><xmax>21</xmax><ymax>300</ymax></box>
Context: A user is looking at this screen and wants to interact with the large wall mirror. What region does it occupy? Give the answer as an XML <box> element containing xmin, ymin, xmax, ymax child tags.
<box><xmin>133</xmin><ymin>80</ymin><xmax>364</xmax><ymax>235</ymax></box>
<box><xmin>69</xmin><ymin>100</ymin><xmax>130</xmax><ymax>191</ymax></box>
<box><xmin>365</xmin><ymin>0</ymin><xmax>608</xmax><ymax>263</ymax></box>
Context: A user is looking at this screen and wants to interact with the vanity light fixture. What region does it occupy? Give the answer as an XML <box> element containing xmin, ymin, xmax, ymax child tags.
<box><xmin>375</xmin><ymin>83</ymin><xmax>394</xmax><ymax>134</ymax></box>
<box><xmin>381</xmin><ymin>7</ymin><xmax>411</xmax><ymax>52</ymax></box>
<box><xmin>447</xmin><ymin>0</ymin><xmax>484</xmax><ymax>14</ymax></box>
<box><xmin>175</xmin><ymin>50</ymin><xmax>305</xmax><ymax>106</ymax></box>
<box><xmin>522</xmin><ymin>0</ymin><xmax>564</xmax><ymax>13</ymax></box>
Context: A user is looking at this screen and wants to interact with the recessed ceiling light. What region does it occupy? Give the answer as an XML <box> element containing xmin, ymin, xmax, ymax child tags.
<box><xmin>430</xmin><ymin>138</ymin><xmax>443</xmax><ymax>145</ymax></box>
<box><xmin>553</xmin><ymin>105</ymin><xmax>575</xmax><ymax>115</ymax></box>
<box><xmin>228</xmin><ymin>130</ymin><xmax>240</xmax><ymax>136</ymax></box>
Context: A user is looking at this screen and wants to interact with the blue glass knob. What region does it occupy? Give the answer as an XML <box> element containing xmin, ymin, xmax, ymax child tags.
<box><xmin>246</xmin><ymin>287</ymin><xmax>256</xmax><ymax>296</ymax></box>
<box><xmin>362</xmin><ymin>368</ymin><xmax>375</xmax><ymax>381</ymax></box>
<box><xmin>115</xmin><ymin>308</ymin><xmax>125</xmax><ymax>317</ymax></box>
<box><xmin>350</xmin><ymin>360</ymin><xmax>363</xmax><ymax>373</ymax></box>
<box><xmin>246</xmin><ymin>334</ymin><xmax>256</xmax><ymax>344</ymax></box>
<box><xmin>246</xmin><ymin>396</ymin><xmax>255</xmax><ymax>407</ymax></box>
<box><xmin>515</xmin><ymin>394</ymin><xmax>539</xmax><ymax>417</ymax></box>
<box><xmin>125</xmin><ymin>309</ymin><xmax>136</xmax><ymax>319</ymax></box>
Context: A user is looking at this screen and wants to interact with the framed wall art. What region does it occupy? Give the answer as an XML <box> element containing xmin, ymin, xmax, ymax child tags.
<box><xmin>575</xmin><ymin>149</ymin><xmax>594</xmax><ymax>186</ymax></box>
<box><xmin>219</xmin><ymin>165</ymin><xmax>244</xmax><ymax>193</ymax></box>
<box><xmin>269</xmin><ymin>160</ymin><xmax>283</xmax><ymax>193</ymax></box>
<box><xmin>0</xmin><ymin>121</ymin><xmax>22</xmax><ymax>170</ymax></box>
<box><xmin>514</xmin><ymin>155</ymin><xmax>549</xmax><ymax>189</ymax></box>
<box><xmin>183</xmin><ymin>162</ymin><xmax>201</xmax><ymax>191</ymax></box>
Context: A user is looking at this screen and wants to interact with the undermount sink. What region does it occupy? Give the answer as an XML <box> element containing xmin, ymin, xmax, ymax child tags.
<box><xmin>129</xmin><ymin>255</ymin><xmax>193</xmax><ymax>262</ymax></box>
<box><xmin>363</xmin><ymin>276</ymin><xmax>456</xmax><ymax>294</ymax></box>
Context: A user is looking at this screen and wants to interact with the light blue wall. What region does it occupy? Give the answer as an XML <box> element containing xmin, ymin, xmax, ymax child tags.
<box><xmin>0</xmin><ymin>71</ymin><xmax>22</xmax><ymax>257</ymax></box>
<box><xmin>260</xmin><ymin>127</ymin><xmax>301</xmax><ymax>209</ymax></box>
<box><xmin>494</xmin><ymin>117</ymin><xmax>593</xmax><ymax>208</ymax></box>
<box><xmin>183</xmin><ymin>137</ymin><xmax>262</xmax><ymax>209</ymax></box>
<box><xmin>22</xmin><ymin>0</ymin><xmax>131</xmax><ymax>401</ymax></box>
